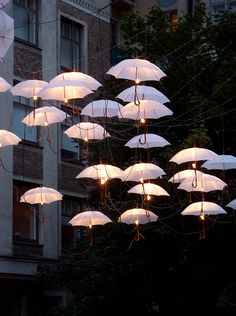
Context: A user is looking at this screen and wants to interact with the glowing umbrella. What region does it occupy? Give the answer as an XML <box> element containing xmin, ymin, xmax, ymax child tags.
<box><xmin>118</xmin><ymin>208</ymin><xmax>158</xmax><ymax>225</ymax></box>
<box><xmin>106</xmin><ymin>58</ymin><xmax>166</xmax><ymax>83</ymax></box>
<box><xmin>169</xmin><ymin>147</ymin><xmax>218</xmax><ymax>164</ymax></box>
<box><xmin>168</xmin><ymin>169</ymin><xmax>202</xmax><ymax>184</ymax></box>
<box><xmin>76</xmin><ymin>164</ymin><xmax>124</xmax><ymax>183</ymax></box>
<box><xmin>128</xmin><ymin>183</ymin><xmax>169</xmax><ymax>200</ymax></box>
<box><xmin>226</xmin><ymin>199</ymin><xmax>236</xmax><ymax>210</ymax></box>
<box><xmin>125</xmin><ymin>133</ymin><xmax>170</xmax><ymax>149</ymax></box>
<box><xmin>118</xmin><ymin>99</ymin><xmax>173</xmax><ymax>121</ymax></box>
<box><xmin>69</xmin><ymin>210</ymin><xmax>112</xmax><ymax>246</ymax></box>
<box><xmin>20</xmin><ymin>186</ymin><xmax>63</xmax><ymax>205</ymax></box>
<box><xmin>37</xmin><ymin>79</ymin><xmax>93</xmax><ymax>101</ymax></box>
<box><xmin>0</xmin><ymin>76</ymin><xmax>11</xmax><ymax>92</ymax></box>
<box><xmin>123</xmin><ymin>162</ymin><xmax>165</xmax><ymax>182</ymax></box>
<box><xmin>22</xmin><ymin>106</ymin><xmax>67</xmax><ymax>126</ymax></box>
<box><xmin>116</xmin><ymin>85</ymin><xmax>170</xmax><ymax>104</ymax></box>
<box><xmin>81</xmin><ymin>99</ymin><xmax>123</xmax><ymax>118</ymax></box>
<box><xmin>64</xmin><ymin>122</ymin><xmax>111</xmax><ymax>141</ymax></box>
<box><xmin>177</xmin><ymin>173</ymin><xmax>227</xmax><ymax>193</ymax></box>
<box><xmin>181</xmin><ymin>201</ymin><xmax>227</xmax><ymax>217</ymax></box>
<box><xmin>201</xmin><ymin>154</ymin><xmax>236</xmax><ymax>170</ymax></box>
<box><xmin>10</xmin><ymin>79</ymin><xmax>48</xmax><ymax>99</ymax></box>
<box><xmin>0</xmin><ymin>130</ymin><xmax>21</xmax><ymax>147</ymax></box>
<box><xmin>50</xmin><ymin>71</ymin><xmax>102</xmax><ymax>90</ymax></box>
<box><xmin>0</xmin><ymin>10</ymin><xmax>14</xmax><ymax>58</ymax></box>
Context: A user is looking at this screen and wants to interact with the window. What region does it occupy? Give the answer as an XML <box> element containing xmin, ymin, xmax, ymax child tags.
<box><xmin>13</xmin><ymin>0</ymin><xmax>37</xmax><ymax>45</ymax></box>
<box><xmin>169</xmin><ymin>10</ymin><xmax>178</xmax><ymax>31</ymax></box>
<box><xmin>60</xmin><ymin>17</ymin><xmax>81</xmax><ymax>71</ymax></box>
<box><xmin>13</xmin><ymin>181</ymin><xmax>40</xmax><ymax>241</ymax></box>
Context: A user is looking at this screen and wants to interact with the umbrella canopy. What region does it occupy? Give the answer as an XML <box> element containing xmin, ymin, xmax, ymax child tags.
<box><xmin>168</xmin><ymin>169</ymin><xmax>202</xmax><ymax>183</ymax></box>
<box><xmin>106</xmin><ymin>58</ymin><xmax>166</xmax><ymax>83</ymax></box>
<box><xmin>123</xmin><ymin>162</ymin><xmax>165</xmax><ymax>182</ymax></box>
<box><xmin>118</xmin><ymin>99</ymin><xmax>173</xmax><ymax>121</ymax></box>
<box><xmin>10</xmin><ymin>79</ymin><xmax>48</xmax><ymax>99</ymax></box>
<box><xmin>226</xmin><ymin>199</ymin><xmax>236</xmax><ymax>210</ymax></box>
<box><xmin>0</xmin><ymin>76</ymin><xmax>12</xmax><ymax>92</ymax></box>
<box><xmin>0</xmin><ymin>1</ymin><xmax>10</xmax><ymax>8</ymax></box>
<box><xmin>128</xmin><ymin>183</ymin><xmax>169</xmax><ymax>197</ymax></box>
<box><xmin>37</xmin><ymin>79</ymin><xmax>93</xmax><ymax>101</ymax></box>
<box><xmin>116</xmin><ymin>85</ymin><xmax>170</xmax><ymax>104</ymax></box>
<box><xmin>0</xmin><ymin>11</ymin><xmax>14</xmax><ymax>58</ymax></box>
<box><xmin>64</xmin><ymin>122</ymin><xmax>111</xmax><ymax>141</ymax></box>
<box><xmin>22</xmin><ymin>106</ymin><xmax>67</xmax><ymax>126</ymax></box>
<box><xmin>118</xmin><ymin>208</ymin><xmax>158</xmax><ymax>225</ymax></box>
<box><xmin>181</xmin><ymin>201</ymin><xmax>227</xmax><ymax>216</ymax></box>
<box><xmin>76</xmin><ymin>164</ymin><xmax>124</xmax><ymax>181</ymax></box>
<box><xmin>20</xmin><ymin>186</ymin><xmax>63</xmax><ymax>205</ymax></box>
<box><xmin>201</xmin><ymin>154</ymin><xmax>236</xmax><ymax>170</ymax></box>
<box><xmin>69</xmin><ymin>210</ymin><xmax>112</xmax><ymax>227</ymax></box>
<box><xmin>169</xmin><ymin>147</ymin><xmax>218</xmax><ymax>164</ymax></box>
<box><xmin>50</xmin><ymin>71</ymin><xmax>102</xmax><ymax>90</ymax></box>
<box><xmin>81</xmin><ymin>99</ymin><xmax>123</xmax><ymax>118</ymax></box>
<box><xmin>0</xmin><ymin>130</ymin><xmax>21</xmax><ymax>147</ymax></box>
<box><xmin>177</xmin><ymin>173</ymin><xmax>227</xmax><ymax>192</ymax></box>
<box><xmin>125</xmin><ymin>133</ymin><xmax>170</xmax><ymax>149</ymax></box>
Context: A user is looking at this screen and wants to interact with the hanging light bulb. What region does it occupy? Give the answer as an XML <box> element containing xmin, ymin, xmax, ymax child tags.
<box><xmin>135</xmin><ymin>78</ymin><xmax>140</xmax><ymax>84</ymax></box>
<box><xmin>64</xmin><ymin>98</ymin><xmax>68</xmax><ymax>103</ymax></box>
<box><xmin>44</xmin><ymin>121</ymin><xmax>48</xmax><ymax>126</ymax></box>
<box><xmin>135</xmin><ymin>219</ymin><xmax>139</xmax><ymax>225</ymax></box>
<box><xmin>84</xmin><ymin>137</ymin><xmax>88</xmax><ymax>142</ymax></box>
<box><xmin>200</xmin><ymin>212</ymin><xmax>205</xmax><ymax>220</ymax></box>
<box><xmin>192</xmin><ymin>162</ymin><xmax>196</xmax><ymax>169</ymax></box>
<box><xmin>140</xmin><ymin>178</ymin><xmax>144</xmax><ymax>183</ymax></box>
<box><xmin>100</xmin><ymin>177</ymin><xmax>107</xmax><ymax>185</ymax></box>
<box><xmin>33</xmin><ymin>95</ymin><xmax>38</xmax><ymax>101</ymax></box>
<box><xmin>89</xmin><ymin>224</ymin><xmax>92</xmax><ymax>229</ymax></box>
<box><xmin>140</xmin><ymin>118</ymin><xmax>145</xmax><ymax>124</ymax></box>
<box><xmin>146</xmin><ymin>194</ymin><xmax>151</xmax><ymax>201</ymax></box>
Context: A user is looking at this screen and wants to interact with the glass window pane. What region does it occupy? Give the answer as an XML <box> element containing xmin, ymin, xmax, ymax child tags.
<box><xmin>61</xmin><ymin>38</ymin><xmax>73</xmax><ymax>69</ymax></box>
<box><xmin>61</xmin><ymin>126</ymin><xmax>79</xmax><ymax>153</ymax></box>
<box><xmin>14</xmin><ymin>6</ymin><xmax>28</xmax><ymax>41</ymax></box>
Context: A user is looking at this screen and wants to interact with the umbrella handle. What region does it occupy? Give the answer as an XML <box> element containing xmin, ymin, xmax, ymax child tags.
<box><xmin>89</xmin><ymin>226</ymin><xmax>93</xmax><ymax>246</ymax></box>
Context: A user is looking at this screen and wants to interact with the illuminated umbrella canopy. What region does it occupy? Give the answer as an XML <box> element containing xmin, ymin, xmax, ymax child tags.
<box><xmin>118</xmin><ymin>208</ymin><xmax>158</xmax><ymax>225</ymax></box>
<box><xmin>181</xmin><ymin>201</ymin><xmax>227</xmax><ymax>217</ymax></box>
<box><xmin>64</xmin><ymin>122</ymin><xmax>111</xmax><ymax>141</ymax></box>
<box><xmin>50</xmin><ymin>71</ymin><xmax>102</xmax><ymax>91</ymax></box>
<box><xmin>0</xmin><ymin>10</ymin><xmax>14</xmax><ymax>58</ymax></box>
<box><xmin>226</xmin><ymin>199</ymin><xmax>236</xmax><ymax>210</ymax></box>
<box><xmin>169</xmin><ymin>147</ymin><xmax>218</xmax><ymax>164</ymax></box>
<box><xmin>10</xmin><ymin>79</ymin><xmax>48</xmax><ymax>99</ymax></box>
<box><xmin>128</xmin><ymin>183</ymin><xmax>169</xmax><ymax>200</ymax></box>
<box><xmin>125</xmin><ymin>133</ymin><xmax>170</xmax><ymax>149</ymax></box>
<box><xmin>69</xmin><ymin>210</ymin><xmax>112</xmax><ymax>246</ymax></box>
<box><xmin>177</xmin><ymin>173</ymin><xmax>227</xmax><ymax>193</ymax></box>
<box><xmin>168</xmin><ymin>169</ymin><xmax>202</xmax><ymax>184</ymax></box>
<box><xmin>0</xmin><ymin>76</ymin><xmax>12</xmax><ymax>92</ymax></box>
<box><xmin>118</xmin><ymin>100</ymin><xmax>173</xmax><ymax>121</ymax></box>
<box><xmin>76</xmin><ymin>164</ymin><xmax>124</xmax><ymax>183</ymax></box>
<box><xmin>116</xmin><ymin>85</ymin><xmax>170</xmax><ymax>104</ymax></box>
<box><xmin>37</xmin><ymin>79</ymin><xmax>93</xmax><ymax>101</ymax></box>
<box><xmin>81</xmin><ymin>99</ymin><xmax>123</xmax><ymax>118</ymax></box>
<box><xmin>0</xmin><ymin>0</ymin><xmax>10</xmax><ymax>8</ymax></box>
<box><xmin>0</xmin><ymin>130</ymin><xmax>21</xmax><ymax>147</ymax></box>
<box><xmin>20</xmin><ymin>186</ymin><xmax>63</xmax><ymax>205</ymax></box>
<box><xmin>106</xmin><ymin>58</ymin><xmax>166</xmax><ymax>83</ymax></box>
<box><xmin>22</xmin><ymin>106</ymin><xmax>67</xmax><ymax>126</ymax></box>
<box><xmin>201</xmin><ymin>154</ymin><xmax>236</xmax><ymax>170</ymax></box>
<box><xmin>123</xmin><ymin>162</ymin><xmax>165</xmax><ymax>182</ymax></box>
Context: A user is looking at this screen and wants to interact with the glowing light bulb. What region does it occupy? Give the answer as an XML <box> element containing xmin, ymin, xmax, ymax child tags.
<box><xmin>64</xmin><ymin>98</ymin><xmax>68</xmax><ymax>103</ymax></box>
<box><xmin>135</xmin><ymin>78</ymin><xmax>140</xmax><ymax>84</ymax></box>
<box><xmin>147</xmin><ymin>194</ymin><xmax>151</xmax><ymax>201</ymax></box>
<box><xmin>140</xmin><ymin>118</ymin><xmax>145</xmax><ymax>124</ymax></box>
<box><xmin>84</xmin><ymin>137</ymin><xmax>88</xmax><ymax>142</ymax></box>
<box><xmin>100</xmin><ymin>178</ymin><xmax>107</xmax><ymax>185</ymax></box>
<box><xmin>0</xmin><ymin>143</ymin><xmax>2</xmax><ymax>148</ymax></box>
<box><xmin>140</xmin><ymin>178</ymin><xmax>144</xmax><ymax>183</ymax></box>
<box><xmin>89</xmin><ymin>224</ymin><xmax>92</xmax><ymax>229</ymax></box>
<box><xmin>135</xmin><ymin>219</ymin><xmax>139</xmax><ymax>225</ymax></box>
<box><xmin>41</xmin><ymin>201</ymin><xmax>44</xmax><ymax>205</ymax></box>
<box><xmin>44</xmin><ymin>121</ymin><xmax>48</xmax><ymax>126</ymax></box>
<box><xmin>192</xmin><ymin>162</ymin><xmax>196</xmax><ymax>169</ymax></box>
<box><xmin>200</xmin><ymin>213</ymin><xmax>205</xmax><ymax>220</ymax></box>
<box><xmin>33</xmin><ymin>95</ymin><xmax>38</xmax><ymax>101</ymax></box>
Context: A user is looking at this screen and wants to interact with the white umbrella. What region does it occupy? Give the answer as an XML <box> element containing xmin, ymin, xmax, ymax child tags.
<box><xmin>64</xmin><ymin>122</ymin><xmax>111</xmax><ymax>141</ymax></box>
<box><xmin>226</xmin><ymin>199</ymin><xmax>236</xmax><ymax>210</ymax></box>
<box><xmin>168</xmin><ymin>169</ymin><xmax>202</xmax><ymax>184</ymax></box>
<box><xmin>177</xmin><ymin>173</ymin><xmax>227</xmax><ymax>193</ymax></box>
<box><xmin>20</xmin><ymin>186</ymin><xmax>63</xmax><ymax>205</ymax></box>
<box><xmin>37</xmin><ymin>79</ymin><xmax>93</xmax><ymax>101</ymax></box>
<box><xmin>0</xmin><ymin>1</ymin><xmax>10</xmax><ymax>8</ymax></box>
<box><xmin>0</xmin><ymin>11</ymin><xmax>14</xmax><ymax>58</ymax></box>
<box><xmin>128</xmin><ymin>183</ymin><xmax>169</xmax><ymax>198</ymax></box>
<box><xmin>69</xmin><ymin>210</ymin><xmax>112</xmax><ymax>246</ymax></box>
<box><xmin>201</xmin><ymin>155</ymin><xmax>236</xmax><ymax>170</ymax></box>
<box><xmin>81</xmin><ymin>99</ymin><xmax>123</xmax><ymax>118</ymax></box>
<box><xmin>125</xmin><ymin>133</ymin><xmax>170</xmax><ymax>149</ymax></box>
<box><xmin>169</xmin><ymin>147</ymin><xmax>218</xmax><ymax>164</ymax></box>
<box><xmin>181</xmin><ymin>201</ymin><xmax>227</xmax><ymax>217</ymax></box>
<box><xmin>118</xmin><ymin>99</ymin><xmax>173</xmax><ymax>121</ymax></box>
<box><xmin>116</xmin><ymin>85</ymin><xmax>170</xmax><ymax>104</ymax></box>
<box><xmin>106</xmin><ymin>58</ymin><xmax>166</xmax><ymax>83</ymax></box>
<box><xmin>0</xmin><ymin>76</ymin><xmax>11</xmax><ymax>92</ymax></box>
<box><xmin>22</xmin><ymin>106</ymin><xmax>67</xmax><ymax>126</ymax></box>
<box><xmin>50</xmin><ymin>71</ymin><xmax>102</xmax><ymax>90</ymax></box>
<box><xmin>76</xmin><ymin>164</ymin><xmax>124</xmax><ymax>183</ymax></box>
<box><xmin>10</xmin><ymin>79</ymin><xmax>48</xmax><ymax>99</ymax></box>
<box><xmin>118</xmin><ymin>208</ymin><xmax>158</xmax><ymax>225</ymax></box>
<box><xmin>0</xmin><ymin>130</ymin><xmax>21</xmax><ymax>147</ymax></box>
<box><xmin>123</xmin><ymin>162</ymin><xmax>165</xmax><ymax>182</ymax></box>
